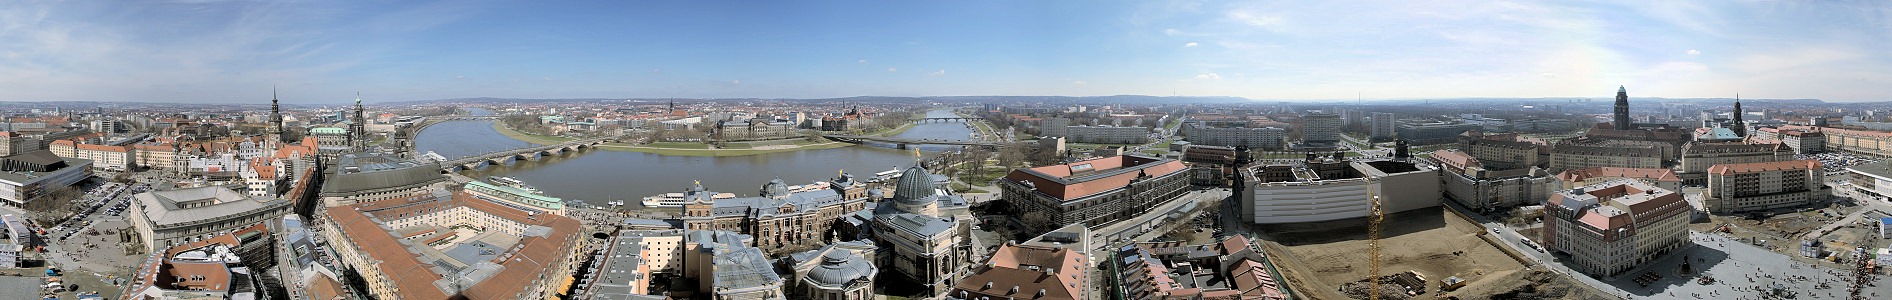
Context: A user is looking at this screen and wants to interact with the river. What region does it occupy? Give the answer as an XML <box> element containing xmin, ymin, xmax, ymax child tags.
<box><xmin>413</xmin><ymin>108</ymin><xmax>977</xmax><ymax>211</ymax></box>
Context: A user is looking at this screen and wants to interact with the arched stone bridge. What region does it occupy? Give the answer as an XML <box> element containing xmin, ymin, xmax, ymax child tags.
<box><xmin>442</xmin><ymin>138</ymin><xmax>611</xmax><ymax>171</ymax></box>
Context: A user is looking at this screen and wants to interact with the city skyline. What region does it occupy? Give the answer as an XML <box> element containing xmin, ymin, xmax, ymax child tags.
<box><xmin>2</xmin><ymin>1</ymin><xmax>1890</xmax><ymax>103</ymax></box>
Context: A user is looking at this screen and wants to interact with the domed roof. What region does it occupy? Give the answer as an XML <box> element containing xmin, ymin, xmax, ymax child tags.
<box><xmin>760</xmin><ymin>177</ymin><xmax>790</xmax><ymax>198</ymax></box>
<box><xmin>805</xmin><ymin>251</ymin><xmax>874</xmax><ymax>286</ymax></box>
<box><xmin>866</xmin><ymin>188</ymin><xmax>884</xmax><ymax>199</ymax></box>
<box><xmin>891</xmin><ymin>164</ymin><xmax>936</xmax><ymax>205</ymax></box>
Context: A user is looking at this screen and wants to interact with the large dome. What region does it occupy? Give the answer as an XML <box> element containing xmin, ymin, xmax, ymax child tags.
<box><xmin>804</xmin><ymin>251</ymin><xmax>874</xmax><ymax>287</ymax></box>
<box><xmin>891</xmin><ymin>164</ymin><xmax>936</xmax><ymax>205</ymax></box>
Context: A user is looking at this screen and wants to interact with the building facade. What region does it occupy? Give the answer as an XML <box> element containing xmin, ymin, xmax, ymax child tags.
<box><xmin>1242</xmin><ymin>157</ymin><xmax>1440</xmax><ymax>224</ymax></box>
<box><xmin>1548</xmin><ymin>143</ymin><xmax>1662</xmax><ymax>172</ymax></box>
<box><xmin>1430</xmin><ymin>150</ymin><xmax>1554</xmax><ymax>212</ymax></box>
<box><xmin>873</xmin><ymin>164</ymin><xmax>972</xmax><ymax>297</ymax></box>
<box><xmin>50</xmin><ymin>140</ymin><xmax>134</xmax><ymax>171</ymax></box>
<box><xmin>1678</xmin><ymin>142</ymin><xmax>1790</xmax><ymax>185</ymax></box>
<box><xmin>1000</xmin><ymin>155</ymin><xmax>1190</xmax><ymax>233</ymax></box>
<box><xmin>1182</xmin><ymin>126</ymin><xmax>1285</xmax><ymax>149</ymax></box>
<box><xmin>1779</xmin><ymin>129</ymin><xmax>1825</xmax><ymax>154</ymax></box>
<box><xmin>1370</xmin><ymin>112</ymin><xmax>1397</xmax><ymax>141</ymax></box>
<box><xmin>320</xmin><ymin>190</ymin><xmax>585</xmax><ymax>300</ymax></box>
<box><xmin>1300</xmin><ymin>113</ymin><xmax>1342</xmax><ymax>145</ymax></box>
<box><xmin>681</xmin><ymin>173</ymin><xmax>869</xmax><ymax>250</ymax></box>
<box><xmin>128</xmin><ymin>186</ymin><xmax>291</xmax><ymax>253</ymax></box>
<box><xmin>1066</xmin><ymin>125</ymin><xmax>1149</xmax><ymax>144</ymax></box>
<box><xmin>1458</xmin><ymin>133</ymin><xmax>1543</xmax><ymax>169</ymax></box>
<box><xmin>0</xmin><ymin>152</ymin><xmax>91</xmax><ymax>207</ymax></box>
<box><xmin>1706</xmin><ymin>160</ymin><xmax>1824</xmax><ymax>214</ymax></box>
<box><xmin>1542</xmin><ymin>180</ymin><xmax>1690</xmax><ymax>277</ymax></box>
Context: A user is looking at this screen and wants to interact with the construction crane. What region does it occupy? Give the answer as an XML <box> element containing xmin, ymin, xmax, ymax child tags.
<box><xmin>1368</xmin><ymin>187</ymin><xmax>1384</xmax><ymax>300</ymax></box>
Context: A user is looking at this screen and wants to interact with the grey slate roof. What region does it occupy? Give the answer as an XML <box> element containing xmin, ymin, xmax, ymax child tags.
<box><xmin>136</xmin><ymin>186</ymin><xmax>288</xmax><ymax>227</ymax></box>
<box><xmin>708</xmin><ymin>188</ymin><xmax>846</xmax><ymax>218</ymax></box>
<box><xmin>320</xmin><ymin>153</ymin><xmax>445</xmax><ymax>195</ymax></box>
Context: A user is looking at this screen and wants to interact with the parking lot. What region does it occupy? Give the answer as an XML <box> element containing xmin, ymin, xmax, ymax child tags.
<box><xmin>1798</xmin><ymin>152</ymin><xmax>1874</xmax><ymax>174</ymax></box>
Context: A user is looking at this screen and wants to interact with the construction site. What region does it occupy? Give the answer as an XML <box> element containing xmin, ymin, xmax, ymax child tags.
<box><xmin>1252</xmin><ymin>206</ymin><xmax>1607</xmax><ymax>299</ymax></box>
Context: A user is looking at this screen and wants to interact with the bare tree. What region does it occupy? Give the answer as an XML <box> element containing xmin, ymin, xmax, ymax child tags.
<box><xmin>996</xmin><ymin>143</ymin><xmax>1030</xmax><ymax>168</ymax></box>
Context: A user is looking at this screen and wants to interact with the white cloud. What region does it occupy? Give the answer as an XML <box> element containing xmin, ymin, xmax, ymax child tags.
<box><xmin>929</xmin><ymin>69</ymin><xmax>945</xmax><ymax>76</ymax></box>
<box><xmin>887</xmin><ymin>67</ymin><xmax>897</xmax><ymax>72</ymax></box>
<box><xmin>1225</xmin><ymin>9</ymin><xmax>1285</xmax><ymax>31</ymax></box>
<box><xmin>1194</xmin><ymin>73</ymin><xmax>1221</xmax><ymax>80</ymax></box>
<box><xmin>1184</xmin><ymin>42</ymin><xmax>1199</xmax><ymax>47</ymax></box>
<box><xmin>858</xmin><ymin>59</ymin><xmax>867</xmax><ymax>64</ymax></box>
<box><xmin>454</xmin><ymin>75</ymin><xmax>464</xmax><ymax>80</ymax></box>
<box><xmin>1539</xmin><ymin>73</ymin><xmax>1557</xmax><ymax>78</ymax></box>
<box><xmin>731</xmin><ymin>80</ymin><xmax>740</xmax><ymax>84</ymax></box>
<box><xmin>1072</xmin><ymin>80</ymin><xmax>1088</xmax><ymax>85</ymax></box>
<box><xmin>1688</xmin><ymin>49</ymin><xmax>1702</xmax><ymax>55</ymax></box>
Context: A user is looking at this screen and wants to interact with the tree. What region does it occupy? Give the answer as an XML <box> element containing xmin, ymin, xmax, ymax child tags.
<box><xmin>996</xmin><ymin>143</ymin><xmax>1030</xmax><ymax>168</ymax></box>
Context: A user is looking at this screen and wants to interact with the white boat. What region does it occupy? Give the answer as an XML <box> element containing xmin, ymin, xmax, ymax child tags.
<box><xmin>641</xmin><ymin>191</ymin><xmax>736</xmax><ymax>207</ymax></box>
<box><xmin>487</xmin><ymin>176</ymin><xmax>542</xmax><ymax>194</ymax></box>
<box><xmin>872</xmin><ymin>168</ymin><xmax>902</xmax><ymax>182</ymax></box>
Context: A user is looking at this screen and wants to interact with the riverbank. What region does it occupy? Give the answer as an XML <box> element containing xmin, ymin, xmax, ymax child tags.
<box><xmin>491</xmin><ymin>120</ymin><xmax>865</xmax><ymax>157</ymax></box>
<box><xmin>491</xmin><ymin>121</ymin><xmax>575</xmax><ymax>144</ymax></box>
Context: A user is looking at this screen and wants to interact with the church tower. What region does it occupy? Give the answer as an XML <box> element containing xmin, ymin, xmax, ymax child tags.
<box><xmin>1732</xmin><ymin>94</ymin><xmax>1746</xmax><ymax>136</ymax></box>
<box><xmin>1613</xmin><ymin>86</ymin><xmax>1631</xmax><ymax>130</ymax></box>
<box><xmin>349</xmin><ymin>92</ymin><xmax>366</xmax><ymax>151</ymax></box>
<box><xmin>269</xmin><ymin>87</ymin><xmax>285</xmax><ymax>144</ymax></box>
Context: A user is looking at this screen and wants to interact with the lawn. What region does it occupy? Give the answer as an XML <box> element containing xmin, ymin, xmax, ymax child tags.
<box><xmin>646</xmin><ymin>142</ymin><xmax>709</xmax><ymax>149</ymax></box>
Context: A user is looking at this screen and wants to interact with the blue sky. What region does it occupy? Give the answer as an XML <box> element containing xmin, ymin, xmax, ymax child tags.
<box><xmin>1</xmin><ymin>0</ymin><xmax>1888</xmax><ymax>103</ymax></box>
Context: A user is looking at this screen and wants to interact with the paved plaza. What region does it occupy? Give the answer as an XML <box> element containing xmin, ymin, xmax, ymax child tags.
<box><xmin>1585</xmin><ymin>232</ymin><xmax>1892</xmax><ymax>299</ymax></box>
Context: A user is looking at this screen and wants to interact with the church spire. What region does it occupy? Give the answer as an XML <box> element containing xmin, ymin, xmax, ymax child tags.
<box><xmin>269</xmin><ymin>86</ymin><xmax>285</xmax><ymax>143</ymax></box>
<box><xmin>1732</xmin><ymin>93</ymin><xmax>1746</xmax><ymax>137</ymax></box>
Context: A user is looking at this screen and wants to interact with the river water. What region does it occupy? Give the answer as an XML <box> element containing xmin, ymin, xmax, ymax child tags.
<box><xmin>414</xmin><ymin>108</ymin><xmax>975</xmax><ymax>211</ymax></box>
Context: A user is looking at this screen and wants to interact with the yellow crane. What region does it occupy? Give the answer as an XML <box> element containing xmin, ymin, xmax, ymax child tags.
<box><xmin>1368</xmin><ymin>188</ymin><xmax>1384</xmax><ymax>300</ymax></box>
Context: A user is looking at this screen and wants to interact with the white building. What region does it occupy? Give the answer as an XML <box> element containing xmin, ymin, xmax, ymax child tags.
<box><xmin>1542</xmin><ymin>180</ymin><xmax>1691</xmax><ymax>277</ymax></box>
<box><xmin>1242</xmin><ymin>158</ymin><xmax>1440</xmax><ymax>224</ymax></box>
<box><xmin>0</xmin><ymin>151</ymin><xmax>92</xmax><ymax>207</ymax></box>
<box><xmin>128</xmin><ymin>186</ymin><xmax>290</xmax><ymax>253</ymax></box>
<box><xmin>1300</xmin><ymin>113</ymin><xmax>1342</xmax><ymax>144</ymax></box>
<box><xmin>1182</xmin><ymin>126</ymin><xmax>1286</xmax><ymax>149</ymax></box>
<box><xmin>1040</xmin><ymin>117</ymin><xmax>1069</xmax><ymax>137</ymax></box>
<box><xmin>1705</xmin><ymin>160</ymin><xmax>1824</xmax><ymax>213</ymax></box>
<box><xmin>1370</xmin><ymin>112</ymin><xmax>1396</xmax><ymax>141</ymax></box>
<box><xmin>1066</xmin><ymin>125</ymin><xmax>1148</xmax><ymax>144</ymax></box>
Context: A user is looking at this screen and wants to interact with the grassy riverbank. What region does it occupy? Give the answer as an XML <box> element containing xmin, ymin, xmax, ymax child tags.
<box><xmin>491</xmin><ymin>122</ymin><xmax>575</xmax><ymax>144</ymax></box>
<box><xmin>491</xmin><ymin>121</ymin><xmax>860</xmax><ymax>157</ymax></box>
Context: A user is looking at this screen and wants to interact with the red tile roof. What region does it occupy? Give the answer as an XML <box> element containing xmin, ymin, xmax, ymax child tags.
<box><xmin>326</xmin><ymin>191</ymin><xmax>583</xmax><ymax>300</ymax></box>
<box><xmin>1707</xmin><ymin>159</ymin><xmax>1821</xmax><ymax>176</ymax></box>
<box><xmin>1555</xmin><ymin>167</ymin><xmax>1680</xmax><ymax>183</ymax></box>
<box><xmin>1003</xmin><ymin>155</ymin><xmax>1187</xmax><ymax>201</ymax></box>
<box><xmin>953</xmin><ymin>243</ymin><xmax>1087</xmax><ymax>300</ymax></box>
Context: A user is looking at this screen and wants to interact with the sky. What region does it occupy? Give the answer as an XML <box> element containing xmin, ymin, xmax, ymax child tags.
<box><xmin>1</xmin><ymin>0</ymin><xmax>1889</xmax><ymax>103</ymax></box>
